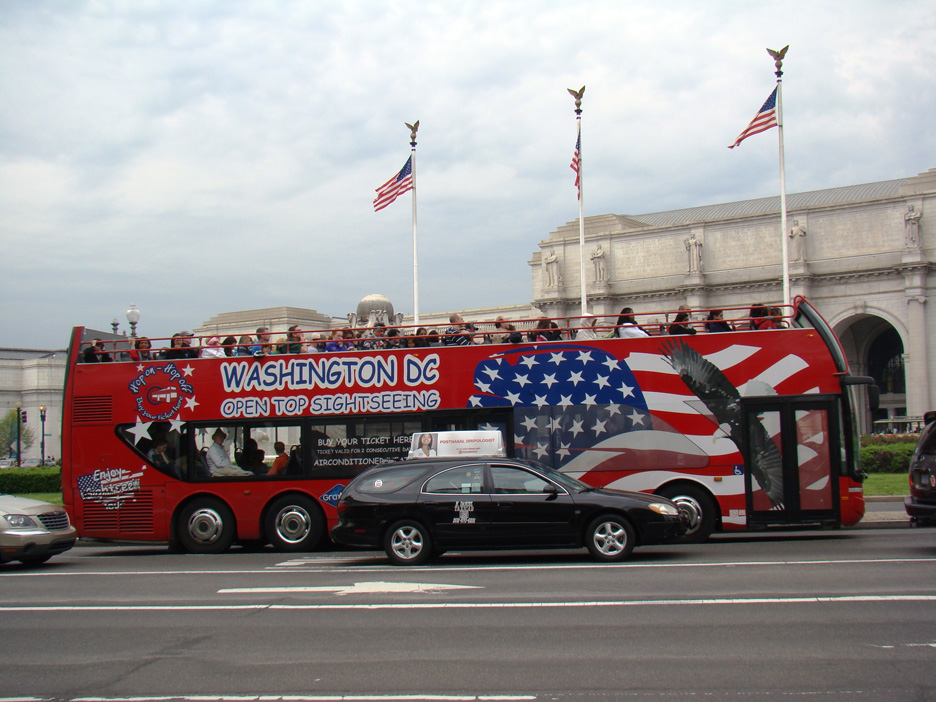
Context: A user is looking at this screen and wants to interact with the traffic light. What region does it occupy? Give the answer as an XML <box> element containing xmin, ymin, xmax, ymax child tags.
<box><xmin>21</xmin><ymin>410</ymin><xmax>27</xmax><ymax>424</ymax></box>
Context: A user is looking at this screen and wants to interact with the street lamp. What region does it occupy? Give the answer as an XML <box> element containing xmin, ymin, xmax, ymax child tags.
<box><xmin>111</xmin><ymin>318</ymin><xmax>120</xmax><ymax>335</ymax></box>
<box><xmin>126</xmin><ymin>304</ymin><xmax>141</xmax><ymax>338</ymax></box>
<box><xmin>14</xmin><ymin>401</ymin><xmax>21</xmax><ymax>468</ymax></box>
<box><xmin>39</xmin><ymin>406</ymin><xmax>46</xmax><ymax>466</ymax></box>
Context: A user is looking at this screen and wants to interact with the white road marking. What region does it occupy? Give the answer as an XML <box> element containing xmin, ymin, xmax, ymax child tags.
<box><xmin>2</xmin><ymin>594</ymin><xmax>935</xmax><ymax>613</ymax></box>
<box><xmin>3</xmin><ymin>557</ymin><xmax>935</xmax><ymax>578</ymax></box>
<box><xmin>218</xmin><ymin>582</ymin><xmax>482</xmax><ymax>595</ymax></box>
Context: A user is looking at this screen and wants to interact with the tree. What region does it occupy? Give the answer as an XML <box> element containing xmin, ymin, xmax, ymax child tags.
<box><xmin>0</xmin><ymin>410</ymin><xmax>36</xmax><ymax>460</ymax></box>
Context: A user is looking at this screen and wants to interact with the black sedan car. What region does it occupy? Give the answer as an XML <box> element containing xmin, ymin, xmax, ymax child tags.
<box><xmin>331</xmin><ymin>457</ymin><xmax>688</xmax><ymax>565</ymax></box>
<box><xmin>905</xmin><ymin>411</ymin><xmax>936</xmax><ymax>525</ymax></box>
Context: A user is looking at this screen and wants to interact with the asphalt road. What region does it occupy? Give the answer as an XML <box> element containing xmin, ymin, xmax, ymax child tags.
<box><xmin>2</xmin><ymin>520</ymin><xmax>935</xmax><ymax>702</ymax></box>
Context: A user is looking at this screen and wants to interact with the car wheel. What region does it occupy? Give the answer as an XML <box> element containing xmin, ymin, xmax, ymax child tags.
<box><xmin>384</xmin><ymin>520</ymin><xmax>432</xmax><ymax>566</ymax></box>
<box><xmin>585</xmin><ymin>514</ymin><xmax>635</xmax><ymax>562</ymax></box>
<box><xmin>658</xmin><ymin>484</ymin><xmax>717</xmax><ymax>543</ymax></box>
<box><xmin>264</xmin><ymin>494</ymin><xmax>324</xmax><ymax>552</ymax></box>
<box><xmin>177</xmin><ymin>498</ymin><xmax>236</xmax><ymax>554</ymax></box>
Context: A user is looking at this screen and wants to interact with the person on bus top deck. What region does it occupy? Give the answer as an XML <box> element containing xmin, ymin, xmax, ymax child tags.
<box><xmin>705</xmin><ymin>309</ymin><xmax>733</xmax><ymax>333</ymax></box>
<box><xmin>442</xmin><ymin>314</ymin><xmax>473</xmax><ymax>346</ymax></box>
<box><xmin>235</xmin><ymin>335</ymin><xmax>253</xmax><ymax>356</ymax></box>
<box><xmin>529</xmin><ymin>317</ymin><xmax>560</xmax><ymax>342</ymax></box>
<box><xmin>615</xmin><ymin>307</ymin><xmax>650</xmax><ymax>338</ymax></box>
<box><xmin>575</xmin><ymin>314</ymin><xmax>599</xmax><ymax>341</ymax></box>
<box><xmin>83</xmin><ymin>338</ymin><xmax>113</xmax><ymax>363</ymax></box>
<box><xmin>277</xmin><ymin>325</ymin><xmax>305</xmax><ymax>354</ymax></box>
<box><xmin>667</xmin><ymin>306</ymin><xmax>697</xmax><ymax>336</ymax></box>
<box><xmin>267</xmin><ymin>441</ymin><xmax>289</xmax><ymax>476</ymax></box>
<box><xmin>249</xmin><ymin>327</ymin><xmax>275</xmax><ymax>356</ymax></box>
<box><xmin>127</xmin><ymin>337</ymin><xmax>153</xmax><ymax>361</ymax></box>
<box><xmin>756</xmin><ymin>307</ymin><xmax>784</xmax><ymax>330</ymax></box>
<box><xmin>205</xmin><ymin>429</ymin><xmax>252</xmax><ymax>477</ymax></box>
<box><xmin>748</xmin><ymin>303</ymin><xmax>770</xmax><ymax>330</ymax></box>
<box><xmin>221</xmin><ymin>336</ymin><xmax>238</xmax><ymax>357</ymax></box>
<box><xmin>200</xmin><ymin>337</ymin><xmax>226</xmax><ymax>359</ymax></box>
<box><xmin>179</xmin><ymin>331</ymin><xmax>199</xmax><ymax>359</ymax></box>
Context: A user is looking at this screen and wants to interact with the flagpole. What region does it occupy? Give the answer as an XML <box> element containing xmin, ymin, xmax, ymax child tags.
<box><xmin>569</xmin><ymin>87</ymin><xmax>587</xmax><ymax>316</ymax></box>
<box><xmin>769</xmin><ymin>47</ymin><xmax>791</xmax><ymax>308</ymax></box>
<box><xmin>408</xmin><ymin>121</ymin><xmax>420</xmax><ymax>324</ymax></box>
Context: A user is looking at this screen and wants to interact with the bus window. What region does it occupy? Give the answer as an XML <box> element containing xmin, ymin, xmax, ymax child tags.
<box><xmin>117</xmin><ymin>421</ymin><xmax>186</xmax><ymax>480</ymax></box>
<box><xmin>309</xmin><ymin>417</ymin><xmax>422</xmax><ymax>477</ymax></box>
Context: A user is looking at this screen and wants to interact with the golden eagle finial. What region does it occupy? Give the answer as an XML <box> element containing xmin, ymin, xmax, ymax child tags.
<box><xmin>567</xmin><ymin>86</ymin><xmax>585</xmax><ymax>112</ymax></box>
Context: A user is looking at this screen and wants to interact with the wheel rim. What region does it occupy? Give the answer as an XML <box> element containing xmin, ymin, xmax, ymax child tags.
<box><xmin>593</xmin><ymin>520</ymin><xmax>627</xmax><ymax>556</ymax></box>
<box><xmin>670</xmin><ymin>496</ymin><xmax>703</xmax><ymax>534</ymax></box>
<box><xmin>390</xmin><ymin>526</ymin><xmax>424</xmax><ymax>561</ymax></box>
<box><xmin>187</xmin><ymin>508</ymin><xmax>224</xmax><ymax>545</ymax></box>
<box><xmin>274</xmin><ymin>506</ymin><xmax>312</xmax><ymax>545</ymax></box>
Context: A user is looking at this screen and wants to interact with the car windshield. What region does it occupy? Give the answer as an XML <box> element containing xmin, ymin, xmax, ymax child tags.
<box><xmin>523</xmin><ymin>461</ymin><xmax>593</xmax><ymax>493</ymax></box>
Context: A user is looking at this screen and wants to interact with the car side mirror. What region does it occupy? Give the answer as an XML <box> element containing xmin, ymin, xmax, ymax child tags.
<box><xmin>543</xmin><ymin>483</ymin><xmax>559</xmax><ymax>500</ymax></box>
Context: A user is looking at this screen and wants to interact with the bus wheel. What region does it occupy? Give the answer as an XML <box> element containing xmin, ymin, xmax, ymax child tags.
<box><xmin>264</xmin><ymin>495</ymin><xmax>324</xmax><ymax>552</ymax></box>
<box><xmin>177</xmin><ymin>498</ymin><xmax>235</xmax><ymax>554</ymax></box>
<box><xmin>585</xmin><ymin>514</ymin><xmax>635</xmax><ymax>562</ymax></box>
<box><xmin>384</xmin><ymin>520</ymin><xmax>432</xmax><ymax>566</ymax></box>
<box><xmin>658</xmin><ymin>484</ymin><xmax>716</xmax><ymax>543</ymax></box>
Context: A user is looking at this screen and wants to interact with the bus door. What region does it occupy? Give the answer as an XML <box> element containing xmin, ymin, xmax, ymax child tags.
<box><xmin>741</xmin><ymin>397</ymin><xmax>841</xmax><ymax>527</ymax></box>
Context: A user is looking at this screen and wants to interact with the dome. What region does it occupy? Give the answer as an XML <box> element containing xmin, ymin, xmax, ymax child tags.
<box><xmin>356</xmin><ymin>293</ymin><xmax>395</xmax><ymax>320</ymax></box>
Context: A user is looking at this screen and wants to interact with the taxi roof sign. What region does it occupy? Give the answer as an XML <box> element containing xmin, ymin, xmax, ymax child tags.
<box><xmin>408</xmin><ymin>430</ymin><xmax>506</xmax><ymax>459</ymax></box>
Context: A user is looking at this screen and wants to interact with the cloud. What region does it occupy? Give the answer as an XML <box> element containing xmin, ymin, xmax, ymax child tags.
<box><xmin>1</xmin><ymin>1</ymin><xmax>935</xmax><ymax>347</ymax></box>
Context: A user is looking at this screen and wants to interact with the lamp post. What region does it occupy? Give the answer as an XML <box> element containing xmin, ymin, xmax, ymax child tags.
<box><xmin>126</xmin><ymin>304</ymin><xmax>140</xmax><ymax>339</ymax></box>
<box><xmin>14</xmin><ymin>401</ymin><xmax>21</xmax><ymax>468</ymax></box>
<box><xmin>39</xmin><ymin>406</ymin><xmax>47</xmax><ymax>466</ymax></box>
<box><xmin>111</xmin><ymin>318</ymin><xmax>120</xmax><ymax>335</ymax></box>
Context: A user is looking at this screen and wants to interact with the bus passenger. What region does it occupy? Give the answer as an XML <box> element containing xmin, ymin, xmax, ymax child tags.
<box><xmin>267</xmin><ymin>442</ymin><xmax>289</xmax><ymax>476</ymax></box>
<box><xmin>575</xmin><ymin>314</ymin><xmax>599</xmax><ymax>341</ymax></box>
<box><xmin>615</xmin><ymin>308</ymin><xmax>649</xmax><ymax>338</ymax></box>
<box><xmin>442</xmin><ymin>315</ymin><xmax>473</xmax><ymax>346</ymax></box>
<box><xmin>236</xmin><ymin>335</ymin><xmax>254</xmax><ymax>356</ymax></box>
<box><xmin>206</xmin><ymin>429</ymin><xmax>252</xmax><ymax>477</ymax></box>
<box><xmin>83</xmin><ymin>339</ymin><xmax>113</xmax><ymax>363</ymax></box>
<box><xmin>127</xmin><ymin>337</ymin><xmax>153</xmax><ymax>361</ymax></box>
<box><xmin>705</xmin><ymin>310</ymin><xmax>733</xmax><ymax>333</ymax></box>
<box><xmin>667</xmin><ymin>312</ymin><xmax>697</xmax><ymax>336</ymax></box>
<box><xmin>201</xmin><ymin>337</ymin><xmax>226</xmax><ymax>358</ymax></box>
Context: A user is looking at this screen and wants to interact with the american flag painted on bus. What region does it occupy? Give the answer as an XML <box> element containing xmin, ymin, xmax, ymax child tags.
<box><xmin>464</xmin><ymin>339</ymin><xmax>822</xmax><ymax>501</ymax></box>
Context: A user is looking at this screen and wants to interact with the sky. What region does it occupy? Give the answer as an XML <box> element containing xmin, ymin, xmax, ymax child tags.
<box><xmin>2</xmin><ymin>1</ymin><xmax>935</xmax><ymax>349</ymax></box>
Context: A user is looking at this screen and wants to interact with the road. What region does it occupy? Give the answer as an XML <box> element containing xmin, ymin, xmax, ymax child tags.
<box><xmin>1</xmin><ymin>521</ymin><xmax>935</xmax><ymax>702</ymax></box>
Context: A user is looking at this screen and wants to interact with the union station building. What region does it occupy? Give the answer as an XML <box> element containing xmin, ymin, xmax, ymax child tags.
<box><xmin>4</xmin><ymin>167</ymin><xmax>934</xmax><ymax>460</ymax></box>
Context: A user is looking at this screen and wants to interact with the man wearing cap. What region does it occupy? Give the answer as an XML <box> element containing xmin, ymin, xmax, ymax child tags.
<box><xmin>206</xmin><ymin>429</ymin><xmax>252</xmax><ymax>477</ymax></box>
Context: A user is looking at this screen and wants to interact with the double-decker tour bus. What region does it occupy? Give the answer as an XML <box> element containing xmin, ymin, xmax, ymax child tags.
<box><xmin>61</xmin><ymin>297</ymin><xmax>875</xmax><ymax>553</ymax></box>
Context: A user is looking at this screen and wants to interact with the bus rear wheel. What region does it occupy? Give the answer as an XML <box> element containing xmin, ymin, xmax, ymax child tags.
<box><xmin>177</xmin><ymin>498</ymin><xmax>236</xmax><ymax>554</ymax></box>
<box><xmin>658</xmin><ymin>484</ymin><xmax>716</xmax><ymax>543</ymax></box>
<box><xmin>264</xmin><ymin>494</ymin><xmax>324</xmax><ymax>552</ymax></box>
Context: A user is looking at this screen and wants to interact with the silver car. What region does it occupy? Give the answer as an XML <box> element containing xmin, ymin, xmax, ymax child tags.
<box><xmin>0</xmin><ymin>494</ymin><xmax>77</xmax><ymax>565</ymax></box>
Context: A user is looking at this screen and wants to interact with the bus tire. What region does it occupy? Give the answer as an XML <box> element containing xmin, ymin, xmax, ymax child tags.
<box><xmin>585</xmin><ymin>513</ymin><xmax>635</xmax><ymax>562</ymax></box>
<box><xmin>177</xmin><ymin>498</ymin><xmax>236</xmax><ymax>554</ymax></box>
<box><xmin>264</xmin><ymin>494</ymin><xmax>324</xmax><ymax>552</ymax></box>
<box><xmin>658</xmin><ymin>484</ymin><xmax>717</xmax><ymax>543</ymax></box>
<box><xmin>384</xmin><ymin>520</ymin><xmax>432</xmax><ymax>566</ymax></box>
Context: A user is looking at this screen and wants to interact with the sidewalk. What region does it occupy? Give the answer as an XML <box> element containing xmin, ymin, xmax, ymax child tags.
<box><xmin>859</xmin><ymin>495</ymin><xmax>910</xmax><ymax>528</ymax></box>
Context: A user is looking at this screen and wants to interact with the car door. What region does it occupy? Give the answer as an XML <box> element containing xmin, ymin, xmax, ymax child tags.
<box><xmin>486</xmin><ymin>463</ymin><xmax>577</xmax><ymax>547</ymax></box>
<box><xmin>416</xmin><ymin>463</ymin><xmax>493</xmax><ymax>547</ymax></box>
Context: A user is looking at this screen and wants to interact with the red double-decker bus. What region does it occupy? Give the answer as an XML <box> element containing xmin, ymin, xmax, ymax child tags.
<box><xmin>61</xmin><ymin>297</ymin><xmax>875</xmax><ymax>553</ymax></box>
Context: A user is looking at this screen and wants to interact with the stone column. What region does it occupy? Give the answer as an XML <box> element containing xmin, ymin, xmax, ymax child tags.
<box><xmin>905</xmin><ymin>293</ymin><xmax>930</xmax><ymax>417</ymax></box>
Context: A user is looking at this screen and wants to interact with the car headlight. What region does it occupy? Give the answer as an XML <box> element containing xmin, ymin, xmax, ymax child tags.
<box><xmin>3</xmin><ymin>514</ymin><xmax>39</xmax><ymax>529</ymax></box>
<box><xmin>648</xmin><ymin>503</ymin><xmax>680</xmax><ymax>517</ymax></box>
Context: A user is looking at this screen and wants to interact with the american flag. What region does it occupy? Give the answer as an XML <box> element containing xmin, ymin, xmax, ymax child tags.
<box><xmin>570</xmin><ymin>132</ymin><xmax>581</xmax><ymax>198</ymax></box>
<box><xmin>728</xmin><ymin>86</ymin><xmax>778</xmax><ymax>149</ymax></box>
<box><xmin>463</xmin><ymin>340</ymin><xmax>825</xmax><ymax>501</ymax></box>
<box><xmin>373</xmin><ymin>156</ymin><xmax>414</xmax><ymax>212</ymax></box>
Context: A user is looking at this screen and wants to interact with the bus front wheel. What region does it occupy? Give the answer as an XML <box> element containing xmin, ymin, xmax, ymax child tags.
<box><xmin>264</xmin><ymin>494</ymin><xmax>324</xmax><ymax>552</ymax></box>
<box><xmin>658</xmin><ymin>484</ymin><xmax>717</xmax><ymax>543</ymax></box>
<box><xmin>177</xmin><ymin>498</ymin><xmax>236</xmax><ymax>554</ymax></box>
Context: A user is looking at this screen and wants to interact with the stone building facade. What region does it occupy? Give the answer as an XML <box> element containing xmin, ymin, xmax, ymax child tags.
<box><xmin>529</xmin><ymin>168</ymin><xmax>935</xmax><ymax>432</ymax></box>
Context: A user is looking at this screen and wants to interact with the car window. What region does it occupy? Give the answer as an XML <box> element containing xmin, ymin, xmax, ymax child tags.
<box><xmin>423</xmin><ymin>465</ymin><xmax>485</xmax><ymax>494</ymax></box>
<box><xmin>356</xmin><ymin>466</ymin><xmax>427</xmax><ymax>494</ymax></box>
<box><xmin>490</xmin><ymin>465</ymin><xmax>561</xmax><ymax>495</ymax></box>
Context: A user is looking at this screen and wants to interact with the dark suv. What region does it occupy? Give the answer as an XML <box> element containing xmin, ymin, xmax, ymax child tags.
<box><xmin>905</xmin><ymin>411</ymin><xmax>936</xmax><ymax>526</ymax></box>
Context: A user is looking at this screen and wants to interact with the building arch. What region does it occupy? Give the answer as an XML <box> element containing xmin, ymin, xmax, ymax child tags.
<box><xmin>832</xmin><ymin>311</ymin><xmax>907</xmax><ymax>433</ymax></box>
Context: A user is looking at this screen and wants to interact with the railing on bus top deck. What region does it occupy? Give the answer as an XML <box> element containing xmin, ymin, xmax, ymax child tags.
<box><xmin>77</xmin><ymin>302</ymin><xmax>797</xmax><ymax>363</ymax></box>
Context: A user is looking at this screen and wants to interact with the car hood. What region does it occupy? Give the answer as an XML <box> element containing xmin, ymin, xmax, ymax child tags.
<box><xmin>0</xmin><ymin>493</ymin><xmax>63</xmax><ymax>517</ymax></box>
<box><xmin>584</xmin><ymin>486</ymin><xmax>673</xmax><ymax>506</ymax></box>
